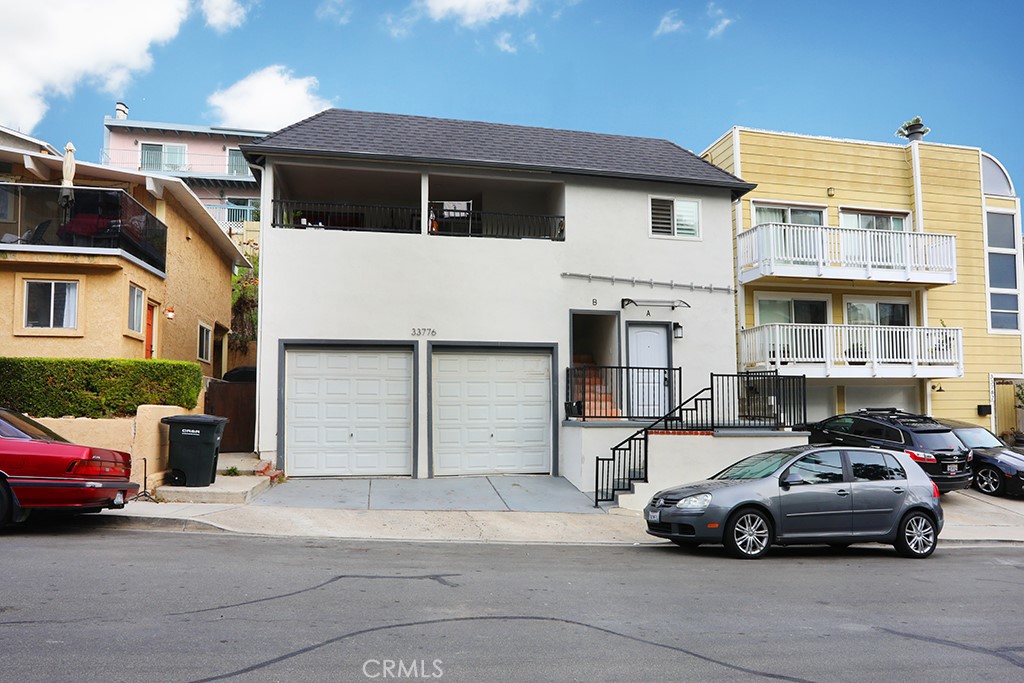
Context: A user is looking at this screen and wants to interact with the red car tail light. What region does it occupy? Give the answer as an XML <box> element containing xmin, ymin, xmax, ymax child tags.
<box><xmin>932</xmin><ymin>482</ymin><xmax>940</xmax><ymax>498</ymax></box>
<box><xmin>67</xmin><ymin>457</ymin><xmax>130</xmax><ymax>478</ymax></box>
<box><xmin>905</xmin><ymin>449</ymin><xmax>937</xmax><ymax>463</ymax></box>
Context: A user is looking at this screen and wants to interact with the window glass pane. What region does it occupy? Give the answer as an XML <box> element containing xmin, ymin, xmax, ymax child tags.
<box><xmin>839</xmin><ymin>213</ymin><xmax>858</xmax><ymax>229</ymax></box>
<box><xmin>824</xmin><ymin>417</ymin><xmax>854</xmax><ymax>433</ymax></box>
<box><xmin>991</xmin><ymin>293</ymin><xmax>1018</xmax><ymax>311</ymax></box>
<box><xmin>859</xmin><ymin>215</ymin><xmax>875</xmax><ymax>230</ymax></box>
<box><xmin>982</xmin><ymin>155</ymin><xmax>1013</xmax><ymax>196</ymax></box>
<box><xmin>53</xmin><ymin>282</ymin><xmax>77</xmax><ymax>328</ymax></box>
<box><xmin>650</xmin><ymin>198</ymin><xmax>673</xmax><ymax>235</ymax></box>
<box><xmin>992</xmin><ymin>312</ymin><xmax>1019</xmax><ymax>329</ymax></box>
<box><xmin>788</xmin><ymin>451</ymin><xmax>844</xmax><ymax>484</ymax></box>
<box><xmin>758</xmin><ymin>299</ymin><xmax>792</xmax><ymax>324</ymax></box>
<box><xmin>140</xmin><ymin>144</ymin><xmax>162</xmax><ymax>171</ymax></box>
<box><xmin>164</xmin><ymin>144</ymin><xmax>186</xmax><ymax>170</ymax></box>
<box><xmin>793</xmin><ymin>300</ymin><xmax>827</xmax><ymax>324</ymax></box>
<box><xmin>879</xmin><ymin>303</ymin><xmax>909</xmax><ymax>327</ymax></box>
<box><xmin>849</xmin><ymin>451</ymin><xmax>889</xmax><ymax>481</ymax></box>
<box><xmin>790</xmin><ymin>209</ymin><xmax>822</xmax><ymax>226</ymax></box>
<box><xmin>25</xmin><ymin>281</ymin><xmax>52</xmax><ymax>327</ymax></box>
<box><xmin>755</xmin><ymin>206</ymin><xmax>786</xmax><ymax>225</ymax></box>
<box><xmin>128</xmin><ymin>285</ymin><xmax>143</xmax><ymax>333</ymax></box>
<box><xmin>227</xmin><ymin>150</ymin><xmax>248</xmax><ymax>176</ymax></box>
<box><xmin>882</xmin><ymin>454</ymin><xmax>907</xmax><ymax>480</ymax></box>
<box><xmin>846</xmin><ymin>302</ymin><xmax>876</xmax><ymax>325</ymax></box>
<box><xmin>890</xmin><ymin>216</ymin><xmax>905</xmax><ymax>232</ymax></box>
<box><xmin>989</xmin><ymin>253</ymin><xmax>1018</xmax><ymax>289</ymax></box>
<box><xmin>987</xmin><ymin>213</ymin><xmax>1016</xmax><ymax>249</ymax></box>
<box><xmin>673</xmin><ymin>200</ymin><xmax>699</xmax><ymax>237</ymax></box>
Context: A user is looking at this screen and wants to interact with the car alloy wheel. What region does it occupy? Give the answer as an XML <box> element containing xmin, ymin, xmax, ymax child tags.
<box><xmin>974</xmin><ymin>467</ymin><xmax>1005</xmax><ymax>496</ymax></box>
<box><xmin>725</xmin><ymin>509</ymin><xmax>771</xmax><ymax>559</ymax></box>
<box><xmin>895</xmin><ymin>512</ymin><xmax>936</xmax><ymax>558</ymax></box>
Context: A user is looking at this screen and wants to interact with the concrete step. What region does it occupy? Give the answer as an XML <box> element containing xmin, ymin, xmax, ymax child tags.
<box><xmin>156</xmin><ymin>475</ymin><xmax>271</xmax><ymax>504</ymax></box>
<box><xmin>217</xmin><ymin>452</ymin><xmax>262</xmax><ymax>475</ymax></box>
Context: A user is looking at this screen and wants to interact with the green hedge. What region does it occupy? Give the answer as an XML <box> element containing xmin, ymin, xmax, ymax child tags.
<box><xmin>0</xmin><ymin>358</ymin><xmax>202</xmax><ymax>418</ymax></box>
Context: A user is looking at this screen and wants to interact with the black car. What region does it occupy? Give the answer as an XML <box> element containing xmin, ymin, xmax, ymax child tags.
<box><xmin>801</xmin><ymin>408</ymin><xmax>972</xmax><ymax>493</ymax></box>
<box><xmin>934</xmin><ymin>418</ymin><xmax>1024</xmax><ymax>497</ymax></box>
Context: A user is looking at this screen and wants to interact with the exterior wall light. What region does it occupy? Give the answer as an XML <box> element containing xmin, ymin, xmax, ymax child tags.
<box><xmin>673</xmin><ymin>322</ymin><xmax>684</xmax><ymax>339</ymax></box>
<box><xmin>164</xmin><ymin>306</ymin><xmax>175</xmax><ymax>320</ymax></box>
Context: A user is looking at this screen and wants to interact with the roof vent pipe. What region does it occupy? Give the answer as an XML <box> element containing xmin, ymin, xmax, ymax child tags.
<box><xmin>115</xmin><ymin>102</ymin><xmax>129</xmax><ymax>120</ymax></box>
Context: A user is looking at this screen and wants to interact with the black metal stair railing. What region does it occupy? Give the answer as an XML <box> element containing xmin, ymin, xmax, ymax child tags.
<box><xmin>593</xmin><ymin>371</ymin><xmax>806</xmax><ymax>506</ymax></box>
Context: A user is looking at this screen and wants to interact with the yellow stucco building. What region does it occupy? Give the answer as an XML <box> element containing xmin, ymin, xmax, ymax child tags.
<box><xmin>0</xmin><ymin>131</ymin><xmax>248</xmax><ymax>377</ymax></box>
<box><xmin>702</xmin><ymin>126</ymin><xmax>1022</xmax><ymax>433</ymax></box>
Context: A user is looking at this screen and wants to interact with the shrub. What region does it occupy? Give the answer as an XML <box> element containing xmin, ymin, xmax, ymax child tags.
<box><xmin>0</xmin><ymin>358</ymin><xmax>202</xmax><ymax>418</ymax></box>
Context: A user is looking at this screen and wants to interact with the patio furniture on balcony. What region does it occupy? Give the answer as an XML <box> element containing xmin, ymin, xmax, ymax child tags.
<box><xmin>736</xmin><ymin>222</ymin><xmax>957</xmax><ymax>284</ymax></box>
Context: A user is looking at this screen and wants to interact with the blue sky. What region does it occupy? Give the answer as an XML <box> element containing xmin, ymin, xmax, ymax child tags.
<box><xmin>4</xmin><ymin>0</ymin><xmax>1023</xmax><ymax>188</ymax></box>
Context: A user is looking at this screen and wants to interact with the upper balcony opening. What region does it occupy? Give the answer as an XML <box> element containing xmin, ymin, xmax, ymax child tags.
<box><xmin>0</xmin><ymin>183</ymin><xmax>168</xmax><ymax>272</ymax></box>
<box><xmin>737</xmin><ymin>222</ymin><xmax>957</xmax><ymax>286</ymax></box>
<box><xmin>427</xmin><ymin>174</ymin><xmax>564</xmax><ymax>241</ymax></box>
<box><xmin>270</xmin><ymin>164</ymin><xmax>566</xmax><ymax>241</ymax></box>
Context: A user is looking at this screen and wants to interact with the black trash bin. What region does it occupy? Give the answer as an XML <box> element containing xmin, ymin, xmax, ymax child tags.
<box><xmin>161</xmin><ymin>414</ymin><xmax>229</xmax><ymax>487</ymax></box>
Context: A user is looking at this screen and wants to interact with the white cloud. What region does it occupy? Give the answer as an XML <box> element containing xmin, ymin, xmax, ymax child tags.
<box><xmin>415</xmin><ymin>0</ymin><xmax>531</xmax><ymax>27</ymax></box>
<box><xmin>0</xmin><ymin>0</ymin><xmax>190</xmax><ymax>133</ymax></box>
<box><xmin>316</xmin><ymin>0</ymin><xmax>352</xmax><ymax>25</ymax></box>
<box><xmin>654</xmin><ymin>9</ymin><xmax>684</xmax><ymax>37</ymax></box>
<box><xmin>706</xmin><ymin>2</ymin><xmax>734</xmax><ymax>38</ymax></box>
<box><xmin>496</xmin><ymin>31</ymin><xmax>516</xmax><ymax>53</ymax></box>
<box><xmin>207</xmin><ymin>65</ymin><xmax>334</xmax><ymax>131</ymax></box>
<box><xmin>200</xmin><ymin>0</ymin><xmax>251</xmax><ymax>32</ymax></box>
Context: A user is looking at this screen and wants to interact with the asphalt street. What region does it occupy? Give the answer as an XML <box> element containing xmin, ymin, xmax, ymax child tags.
<box><xmin>3</xmin><ymin>519</ymin><xmax>1024</xmax><ymax>683</ymax></box>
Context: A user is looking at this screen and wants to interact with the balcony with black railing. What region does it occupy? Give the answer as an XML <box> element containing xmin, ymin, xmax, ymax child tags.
<box><xmin>0</xmin><ymin>183</ymin><xmax>168</xmax><ymax>272</ymax></box>
<box><xmin>271</xmin><ymin>199</ymin><xmax>565</xmax><ymax>241</ymax></box>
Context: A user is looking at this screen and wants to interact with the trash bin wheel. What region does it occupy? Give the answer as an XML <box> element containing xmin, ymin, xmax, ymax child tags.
<box><xmin>169</xmin><ymin>469</ymin><xmax>186</xmax><ymax>486</ymax></box>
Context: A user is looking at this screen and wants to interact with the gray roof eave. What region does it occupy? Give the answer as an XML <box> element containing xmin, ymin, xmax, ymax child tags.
<box><xmin>239</xmin><ymin>144</ymin><xmax>756</xmax><ymax>194</ymax></box>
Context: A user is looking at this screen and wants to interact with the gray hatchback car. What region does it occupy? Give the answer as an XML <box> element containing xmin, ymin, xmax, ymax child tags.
<box><xmin>644</xmin><ymin>445</ymin><xmax>943</xmax><ymax>559</ymax></box>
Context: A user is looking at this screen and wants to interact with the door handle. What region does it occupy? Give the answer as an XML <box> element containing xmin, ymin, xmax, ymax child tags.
<box><xmin>892</xmin><ymin>487</ymin><xmax>904</xmax><ymax>494</ymax></box>
<box><xmin>836</xmin><ymin>489</ymin><xmax>849</xmax><ymax>497</ymax></box>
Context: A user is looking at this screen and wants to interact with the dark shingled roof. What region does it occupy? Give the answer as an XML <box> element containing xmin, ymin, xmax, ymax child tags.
<box><xmin>242</xmin><ymin>109</ymin><xmax>753</xmax><ymax>195</ymax></box>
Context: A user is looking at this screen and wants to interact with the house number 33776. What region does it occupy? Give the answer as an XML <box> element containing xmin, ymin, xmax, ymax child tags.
<box><xmin>411</xmin><ymin>328</ymin><xmax>437</xmax><ymax>337</ymax></box>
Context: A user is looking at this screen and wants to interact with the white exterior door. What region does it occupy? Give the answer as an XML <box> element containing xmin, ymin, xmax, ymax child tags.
<box><xmin>432</xmin><ymin>351</ymin><xmax>551</xmax><ymax>475</ymax></box>
<box><xmin>628</xmin><ymin>325</ymin><xmax>670</xmax><ymax>417</ymax></box>
<box><xmin>285</xmin><ymin>349</ymin><xmax>413</xmax><ymax>476</ymax></box>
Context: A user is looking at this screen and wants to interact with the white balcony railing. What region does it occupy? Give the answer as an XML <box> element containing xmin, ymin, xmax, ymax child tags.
<box><xmin>736</xmin><ymin>223</ymin><xmax>957</xmax><ymax>284</ymax></box>
<box><xmin>204</xmin><ymin>203</ymin><xmax>259</xmax><ymax>235</ymax></box>
<box><xmin>738</xmin><ymin>323</ymin><xmax>963</xmax><ymax>378</ymax></box>
<box><xmin>100</xmin><ymin>148</ymin><xmax>254</xmax><ymax>178</ymax></box>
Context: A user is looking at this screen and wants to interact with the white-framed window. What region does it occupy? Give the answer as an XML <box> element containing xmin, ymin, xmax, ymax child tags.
<box><xmin>986</xmin><ymin>210</ymin><xmax>1020</xmax><ymax>331</ymax></box>
<box><xmin>650</xmin><ymin>197</ymin><xmax>700</xmax><ymax>239</ymax></box>
<box><xmin>843</xmin><ymin>297</ymin><xmax>912</xmax><ymax>327</ymax></box>
<box><xmin>227</xmin><ymin>149</ymin><xmax>249</xmax><ymax>176</ymax></box>
<box><xmin>225</xmin><ymin>196</ymin><xmax>260</xmax><ymax>222</ymax></box>
<box><xmin>25</xmin><ymin>280</ymin><xmax>78</xmax><ymax>329</ymax></box>
<box><xmin>128</xmin><ymin>284</ymin><xmax>145</xmax><ymax>334</ymax></box>
<box><xmin>839</xmin><ymin>209</ymin><xmax>908</xmax><ymax>232</ymax></box>
<box><xmin>754</xmin><ymin>293</ymin><xmax>830</xmax><ymax>325</ymax></box>
<box><xmin>982</xmin><ymin>154</ymin><xmax>1015</xmax><ymax>197</ymax></box>
<box><xmin>753</xmin><ymin>203</ymin><xmax>824</xmax><ymax>227</ymax></box>
<box><xmin>198</xmin><ymin>323</ymin><xmax>213</xmax><ymax>363</ymax></box>
<box><xmin>140</xmin><ymin>142</ymin><xmax>187</xmax><ymax>172</ymax></box>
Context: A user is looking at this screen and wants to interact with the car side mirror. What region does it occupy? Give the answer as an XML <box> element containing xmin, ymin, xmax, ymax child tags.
<box><xmin>781</xmin><ymin>472</ymin><xmax>804</xmax><ymax>488</ymax></box>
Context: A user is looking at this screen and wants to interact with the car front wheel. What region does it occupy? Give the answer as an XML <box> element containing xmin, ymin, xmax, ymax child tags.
<box><xmin>895</xmin><ymin>511</ymin><xmax>936</xmax><ymax>558</ymax></box>
<box><xmin>974</xmin><ymin>466</ymin><xmax>1005</xmax><ymax>496</ymax></box>
<box><xmin>724</xmin><ymin>508</ymin><xmax>772</xmax><ymax>559</ymax></box>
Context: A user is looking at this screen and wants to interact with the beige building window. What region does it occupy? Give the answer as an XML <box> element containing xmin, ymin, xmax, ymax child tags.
<box><xmin>128</xmin><ymin>284</ymin><xmax>145</xmax><ymax>334</ymax></box>
<box><xmin>25</xmin><ymin>280</ymin><xmax>78</xmax><ymax>329</ymax></box>
<box><xmin>198</xmin><ymin>323</ymin><xmax>213</xmax><ymax>363</ymax></box>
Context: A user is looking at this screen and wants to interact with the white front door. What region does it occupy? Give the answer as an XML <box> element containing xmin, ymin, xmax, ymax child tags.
<box><xmin>285</xmin><ymin>349</ymin><xmax>413</xmax><ymax>476</ymax></box>
<box><xmin>628</xmin><ymin>325</ymin><xmax>670</xmax><ymax>417</ymax></box>
<box><xmin>432</xmin><ymin>351</ymin><xmax>551</xmax><ymax>475</ymax></box>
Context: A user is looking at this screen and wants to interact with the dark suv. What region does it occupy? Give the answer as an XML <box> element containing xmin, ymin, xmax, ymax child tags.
<box><xmin>802</xmin><ymin>408</ymin><xmax>973</xmax><ymax>493</ymax></box>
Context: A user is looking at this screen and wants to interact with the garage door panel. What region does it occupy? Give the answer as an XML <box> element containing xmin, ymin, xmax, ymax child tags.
<box><xmin>286</xmin><ymin>349</ymin><xmax>412</xmax><ymax>476</ymax></box>
<box><xmin>432</xmin><ymin>351</ymin><xmax>551</xmax><ymax>475</ymax></box>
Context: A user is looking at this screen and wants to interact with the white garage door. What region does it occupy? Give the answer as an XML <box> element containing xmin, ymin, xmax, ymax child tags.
<box><xmin>433</xmin><ymin>351</ymin><xmax>551</xmax><ymax>475</ymax></box>
<box><xmin>845</xmin><ymin>385</ymin><xmax>920</xmax><ymax>414</ymax></box>
<box><xmin>285</xmin><ymin>349</ymin><xmax>413</xmax><ymax>476</ymax></box>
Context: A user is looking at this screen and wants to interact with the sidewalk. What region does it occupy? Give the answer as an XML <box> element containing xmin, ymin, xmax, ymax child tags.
<box><xmin>97</xmin><ymin>480</ymin><xmax>1024</xmax><ymax>546</ymax></box>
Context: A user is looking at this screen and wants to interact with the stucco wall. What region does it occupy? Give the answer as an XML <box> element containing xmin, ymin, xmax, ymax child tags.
<box><xmin>256</xmin><ymin>167</ymin><xmax>739</xmax><ymax>477</ymax></box>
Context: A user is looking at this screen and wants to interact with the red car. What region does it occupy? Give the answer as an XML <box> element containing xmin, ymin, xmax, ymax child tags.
<box><xmin>0</xmin><ymin>407</ymin><xmax>139</xmax><ymax>524</ymax></box>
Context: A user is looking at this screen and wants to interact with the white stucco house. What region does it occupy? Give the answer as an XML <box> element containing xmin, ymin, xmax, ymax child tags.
<box><xmin>241</xmin><ymin>109</ymin><xmax>756</xmax><ymax>496</ymax></box>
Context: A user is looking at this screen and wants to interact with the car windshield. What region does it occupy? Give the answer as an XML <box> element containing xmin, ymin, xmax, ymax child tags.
<box><xmin>712</xmin><ymin>450</ymin><xmax>796</xmax><ymax>480</ymax></box>
<box><xmin>952</xmin><ymin>427</ymin><xmax>1004</xmax><ymax>449</ymax></box>
<box><xmin>914</xmin><ymin>430</ymin><xmax>966</xmax><ymax>452</ymax></box>
<box><xmin>0</xmin><ymin>409</ymin><xmax>69</xmax><ymax>442</ymax></box>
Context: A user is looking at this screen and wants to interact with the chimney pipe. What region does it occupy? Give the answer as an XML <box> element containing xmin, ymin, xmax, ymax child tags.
<box><xmin>115</xmin><ymin>102</ymin><xmax>129</xmax><ymax>120</ymax></box>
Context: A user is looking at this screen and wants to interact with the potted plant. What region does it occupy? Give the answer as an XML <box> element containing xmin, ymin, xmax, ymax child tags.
<box><xmin>896</xmin><ymin>116</ymin><xmax>930</xmax><ymax>141</ymax></box>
